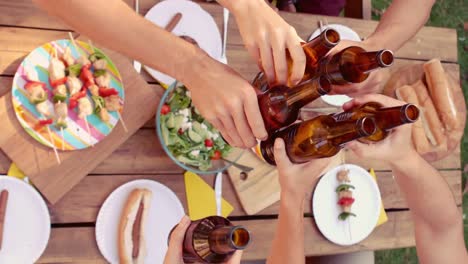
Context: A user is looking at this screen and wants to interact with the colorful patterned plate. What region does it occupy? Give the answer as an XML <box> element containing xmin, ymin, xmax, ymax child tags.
<box><xmin>11</xmin><ymin>39</ymin><xmax>125</xmax><ymax>150</ymax></box>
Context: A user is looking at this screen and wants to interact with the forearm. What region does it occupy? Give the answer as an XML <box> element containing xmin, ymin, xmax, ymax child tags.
<box><xmin>365</xmin><ymin>0</ymin><xmax>435</xmax><ymax>51</ymax></box>
<box><xmin>266</xmin><ymin>193</ymin><xmax>305</xmax><ymax>264</ymax></box>
<box><xmin>33</xmin><ymin>0</ymin><xmax>207</xmax><ymax>84</ymax></box>
<box><xmin>390</xmin><ymin>150</ymin><xmax>461</xmax><ymax>231</ymax></box>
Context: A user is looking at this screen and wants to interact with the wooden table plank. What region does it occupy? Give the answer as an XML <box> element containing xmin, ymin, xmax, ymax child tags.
<box><xmin>38</xmin><ymin>210</ymin><xmax>418</xmax><ymax>263</ymax></box>
<box><xmin>0</xmin><ymin>0</ymin><xmax>458</xmax><ymax>62</ymax></box>
<box><xmin>0</xmin><ymin>126</ymin><xmax>461</xmax><ymax>177</ymax></box>
<box><xmin>45</xmin><ymin>170</ymin><xmax>461</xmax><ymax>223</ymax></box>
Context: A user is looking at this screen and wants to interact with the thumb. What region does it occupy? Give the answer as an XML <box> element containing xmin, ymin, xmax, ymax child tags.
<box><xmin>164</xmin><ymin>215</ymin><xmax>191</xmax><ymax>264</ymax></box>
<box><xmin>273</xmin><ymin>138</ymin><xmax>292</xmax><ymax>169</ymax></box>
<box><xmin>169</xmin><ymin>215</ymin><xmax>191</xmax><ymax>248</ymax></box>
<box><xmin>345</xmin><ymin>141</ymin><xmax>368</xmax><ymax>158</ymax></box>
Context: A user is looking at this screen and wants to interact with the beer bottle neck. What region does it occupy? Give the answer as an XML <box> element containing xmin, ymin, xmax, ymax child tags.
<box><xmin>353</xmin><ymin>49</ymin><xmax>394</xmax><ymax>74</ymax></box>
<box><xmin>286</xmin><ymin>77</ymin><xmax>331</xmax><ymax>107</ymax></box>
<box><xmin>209</xmin><ymin>226</ymin><xmax>250</xmax><ymax>255</ymax></box>
<box><xmin>374</xmin><ymin>104</ymin><xmax>420</xmax><ymax>130</ymax></box>
<box><xmin>302</xmin><ymin>28</ymin><xmax>340</xmax><ymax>65</ymax></box>
<box><xmin>328</xmin><ymin>117</ymin><xmax>377</xmax><ymax>146</ymax></box>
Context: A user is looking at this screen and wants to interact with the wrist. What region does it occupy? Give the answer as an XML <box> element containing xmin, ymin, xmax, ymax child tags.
<box><xmin>280</xmin><ymin>190</ymin><xmax>306</xmax><ymax>206</ymax></box>
<box><xmin>226</xmin><ymin>0</ymin><xmax>265</xmax><ymax>16</ymax></box>
<box><xmin>362</xmin><ymin>36</ymin><xmax>384</xmax><ymax>51</ymax></box>
<box><xmin>388</xmin><ymin>148</ymin><xmax>420</xmax><ymax>169</ymax></box>
<box><xmin>178</xmin><ymin>48</ymin><xmax>213</xmax><ymax>88</ymax></box>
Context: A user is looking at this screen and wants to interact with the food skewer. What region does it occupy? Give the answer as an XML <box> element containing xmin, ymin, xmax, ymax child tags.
<box><xmin>336</xmin><ymin>169</ymin><xmax>355</xmax><ymax>242</ymax></box>
<box><xmin>88</xmin><ymin>39</ymin><xmax>128</xmax><ymax>132</ymax></box>
<box><xmin>54</xmin><ymin>101</ymin><xmax>68</xmax><ymax>151</ymax></box>
<box><xmin>77</xmin><ymin>97</ymin><xmax>94</xmax><ymax>147</ymax></box>
<box><xmin>50</xmin><ymin>46</ymin><xmax>70</xmax><ymax>153</ymax></box>
<box><xmin>44</xmin><ymin>117</ymin><xmax>61</xmax><ymax>164</ymax></box>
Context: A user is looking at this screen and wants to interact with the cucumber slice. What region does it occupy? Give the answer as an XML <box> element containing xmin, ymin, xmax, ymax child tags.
<box><xmin>192</xmin><ymin>121</ymin><xmax>207</xmax><ymax>138</ymax></box>
<box><xmin>188</xmin><ymin>129</ymin><xmax>202</xmax><ymax>143</ymax></box>
<box><xmin>161</xmin><ymin>122</ymin><xmax>171</xmax><ymax>145</ymax></box>
<box><xmin>176</xmin><ymin>155</ymin><xmax>200</xmax><ymax>166</ymax></box>
<box><xmin>173</xmin><ymin>115</ymin><xmax>185</xmax><ymax>131</ymax></box>
<box><xmin>166</xmin><ymin>113</ymin><xmax>175</xmax><ymax>129</ymax></box>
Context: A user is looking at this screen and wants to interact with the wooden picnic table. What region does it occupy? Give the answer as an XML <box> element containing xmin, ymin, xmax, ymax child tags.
<box><xmin>0</xmin><ymin>0</ymin><xmax>463</xmax><ymax>262</ymax></box>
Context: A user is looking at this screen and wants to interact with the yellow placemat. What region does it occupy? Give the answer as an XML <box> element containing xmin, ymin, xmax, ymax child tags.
<box><xmin>184</xmin><ymin>171</ymin><xmax>233</xmax><ymax>220</ymax></box>
<box><xmin>370</xmin><ymin>168</ymin><xmax>388</xmax><ymax>226</ymax></box>
<box><xmin>7</xmin><ymin>163</ymin><xmax>31</xmax><ymax>185</ymax></box>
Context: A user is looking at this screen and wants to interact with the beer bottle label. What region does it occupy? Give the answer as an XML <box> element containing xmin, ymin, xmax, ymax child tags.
<box><xmin>331</xmin><ymin>112</ymin><xmax>353</xmax><ymax>122</ymax></box>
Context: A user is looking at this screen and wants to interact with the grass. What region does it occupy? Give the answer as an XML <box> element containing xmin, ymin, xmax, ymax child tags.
<box><xmin>371</xmin><ymin>0</ymin><xmax>468</xmax><ymax>263</ymax></box>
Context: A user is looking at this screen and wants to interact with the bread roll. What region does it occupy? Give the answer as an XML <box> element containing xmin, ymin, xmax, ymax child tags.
<box><xmin>396</xmin><ymin>85</ymin><xmax>431</xmax><ymax>154</ymax></box>
<box><xmin>118</xmin><ymin>189</ymin><xmax>152</xmax><ymax>264</ymax></box>
<box><xmin>423</xmin><ymin>59</ymin><xmax>458</xmax><ymax>130</ymax></box>
<box><xmin>411</xmin><ymin>80</ymin><xmax>446</xmax><ymax>150</ymax></box>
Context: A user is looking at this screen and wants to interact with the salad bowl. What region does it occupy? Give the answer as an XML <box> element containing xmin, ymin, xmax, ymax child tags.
<box><xmin>156</xmin><ymin>82</ymin><xmax>244</xmax><ymax>175</ymax></box>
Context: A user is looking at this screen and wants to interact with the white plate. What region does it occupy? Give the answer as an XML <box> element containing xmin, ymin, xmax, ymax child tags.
<box><xmin>310</xmin><ymin>24</ymin><xmax>361</xmax><ymax>107</ymax></box>
<box><xmin>144</xmin><ymin>0</ymin><xmax>222</xmax><ymax>86</ymax></box>
<box><xmin>312</xmin><ymin>164</ymin><xmax>381</xmax><ymax>246</ymax></box>
<box><xmin>0</xmin><ymin>176</ymin><xmax>50</xmax><ymax>264</ymax></box>
<box><xmin>96</xmin><ymin>179</ymin><xmax>185</xmax><ymax>264</ymax></box>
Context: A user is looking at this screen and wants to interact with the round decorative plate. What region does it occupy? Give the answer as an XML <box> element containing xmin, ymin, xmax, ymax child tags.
<box><xmin>313</xmin><ymin>164</ymin><xmax>381</xmax><ymax>246</ymax></box>
<box><xmin>12</xmin><ymin>39</ymin><xmax>125</xmax><ymax>150</ymax></box>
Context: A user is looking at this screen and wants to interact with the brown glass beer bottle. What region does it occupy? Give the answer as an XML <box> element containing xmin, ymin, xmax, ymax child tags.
<box><xmin>171</xmin><ymin>216</ymin><xmax>250</xmax><ymax>263</ymax></box>
<box><xmin>260</xmin><ymin>116</ymin><xmax>377</xmax><ymax>165</ymax></box>
<box><xmin>321</xmin><ymin>46</ymin><xmax>394</xmax><ymax>85</ymax></box>
<box><xmin>252</xmin><ymin>28</ymin><xmax>340</xmax><ymax>93</ymax></box>
<box><xmin>258</xmin><ymin>76</ymin><xmax>331</xmax><ymax>134</ymax></box>
<box><xmin>331</xmin><ymin>102</ymin><xmax>420</xmax><ymax>142</ymax></box>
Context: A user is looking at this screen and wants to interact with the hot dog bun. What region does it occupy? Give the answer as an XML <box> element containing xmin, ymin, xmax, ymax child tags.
<box><xmin>423</xmin><ymin>59</ymin><xmax>458</xmax><ymax>130</ymax></box>
<box><xmin>396</xmin><ymin>85</ymin><xmax>431</xmax><ymax>154</ymax></box>
<box><xmin>411</xmin><ymin>80</ymin><xmax>447</xmax><ymax>151</ymax></box>
<box><xmin>118</xmin><ymin>188</ymin><xmax>152</xmax><ymax>264</ymax></box>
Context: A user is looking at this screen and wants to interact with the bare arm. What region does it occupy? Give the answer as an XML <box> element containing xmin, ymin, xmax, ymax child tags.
<box><xmin>266</xmin><ymin>139</ymin><xmax>332</xmax><ymax>264</ymax></box>
<box><xmin>33</xmin><ymin>0</ymin><xmax>268</xmax><ymax>149</ymax></box>
<box><xmin>390</xmin><ymin>151</ymin><xmax>468</xmax><ymax>264</ymax></box>
<box><xmin>33</xmin><ymin>0</ymin><xmax>200</xmax><ymax>83</ymax></box>
<box><xmin>366</xmin><ymin>0</ymin><xmax>435</xmax><ymax>51</ymax></box>
<box><xmin>267</xmin><ymin>194</ymin><xmax>306</xmax><ymax>264</ymax></box>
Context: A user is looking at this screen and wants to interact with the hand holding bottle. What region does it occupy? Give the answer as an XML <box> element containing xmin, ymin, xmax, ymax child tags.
<box><xmin>165</xmin><ymin>215</ymin><xmax>245</xmax><ymax>264</ymax></box>
<box><xmin>184</xmin><ymin>55</ymin><xmax>267</xmax><ymax>148</ymax></box>
<box><xmin>344</xmin><ymin>94</ymin><xmax>416</xmax><ymax>163</ymax></box>
<box><xmin>273</xmin><ymin>138</ymin><xmax>332</xmax><ymax>199</ymax></box>
<box><xmin>228</xmin><ymin>0</ymin><xmax>306</xmax><ymax>85</ymax></box>
<box><xmin>327</xmin><ymin>40</ymin><xmax>390</xmax><ymax>96</ymax></box>
<box><xmin>164</xmin><ymin>216</ymin><xmax>191</xmax><ymax>264</ymax></box>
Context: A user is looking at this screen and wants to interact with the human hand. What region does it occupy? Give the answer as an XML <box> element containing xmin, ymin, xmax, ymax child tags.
<box><xmin>164</xmin><ymin>216</ymin><xmax>243</xmax><ymax>264</ymax></box>
<box><xmin>164</xmin><ymin>215</ymin><xmax>191</xmax><ymax>264</ymax></box>
<box><xmin>343</xmin><ymin>94</ymin><xmax>417</xmax><ymax>163</ymax></box>
<box><xmin>230</xmin><ymin>0</ymin><xmax>305</xmax><ymax>86</ymax></box>
<box><xmin>273</xmin><ymin>138</ymin><xmax>332</xmax><ymax>199</ymax></box>
<box><xmin>327</xmin><ymin>40</ymin><xmax>387</xmax><ymax>96</ymax></box>
<box><xmin>183</xmin><ymin>53</ymin><xmax>268</xmax><ymax>148</ymax></box>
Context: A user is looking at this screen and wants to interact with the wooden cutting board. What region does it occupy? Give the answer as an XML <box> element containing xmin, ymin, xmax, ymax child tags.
<box><xmin>227</xmin><ymin>150</ymin><xmax>343</xmax><ymax>215</ymax></box>
<box><xmin>0</xmin><ymin>47</ymin><xmax>161</xmax><ymax>204</ymax></box>
<box><xmin>383</xmin><ymin>63</ymin><xmax>466</xmax><ymax>162</ymax></box>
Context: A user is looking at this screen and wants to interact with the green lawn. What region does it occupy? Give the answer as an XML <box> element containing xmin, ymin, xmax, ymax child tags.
<box><xmin>372</xmin><ymin>0</ymin><xmax>468</xmax><ymax>263</ymax></box>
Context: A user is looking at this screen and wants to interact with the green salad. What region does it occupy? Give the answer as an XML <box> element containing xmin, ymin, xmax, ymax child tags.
<box><xmin>160</xmin><ymin>86</ymin><xmax>232</xmax><ymax>171</ymax></box>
